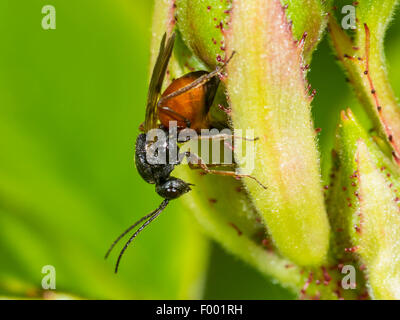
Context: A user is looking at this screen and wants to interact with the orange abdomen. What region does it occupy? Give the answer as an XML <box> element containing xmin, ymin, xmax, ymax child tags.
<box><xmin>158</xmin><ymin>71</ymin><xmax>212</xmax><ymax>132</ymax></box>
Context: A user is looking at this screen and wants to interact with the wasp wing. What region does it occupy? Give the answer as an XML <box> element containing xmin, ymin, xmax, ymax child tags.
<box><xmin>144</xmin><ymin>32</ymin><xmax>176</xmax><ymax>132</ymax></box>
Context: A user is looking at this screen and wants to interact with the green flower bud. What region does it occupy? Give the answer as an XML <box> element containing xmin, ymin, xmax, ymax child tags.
<box><xmin>226</xmin><ymin>0</ymin><xmax>330</xmax><ymax>266</ymax></box>
<box><xmin>329</xmin><ymin>0</ymin><xmax>400</xmax><ymax>165</ymax></box>
<box><xmin>329</xmin><ymin>109</ymin><xmax>400</xmax><ymax>299</ymax></box>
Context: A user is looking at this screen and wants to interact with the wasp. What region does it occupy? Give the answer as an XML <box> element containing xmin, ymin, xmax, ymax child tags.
<box><xmin>105</xmin><ymin>32</ymin><xmax>266</xmax><ymax>273</ymax></box>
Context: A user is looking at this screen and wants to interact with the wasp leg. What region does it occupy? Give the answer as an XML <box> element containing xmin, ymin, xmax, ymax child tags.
<box><xmin>184</xmin><ymin>152</ymin><xmax>267</xmax><ymax>189</ymax></box>
<box><xmin>192</xmin><ymin>134</ymin><xmax>259</xmax><ymax>142</ymax></box>
<box><xmin>157</xmin><ymin>52</ymin><xmax>236</xmax><ymax>106</ymax></box>
<box><xmin>157</xmin><ymin>106</ymin><xmax>192</xmax><ymax>128</ymax></box>
<box><xmin>190</xmin><ymin>134</ymin><xmax>259</xmax><ymax>153</ymax></box>
<box><xmin>176</xmin><ymin>132</ymin><xmax>259</xmax><ymax>146</ymax></box>
<box><xmin>184</xmin><ymin>162</ymin><xmax>234</xmax><ymax>169</ymax></box>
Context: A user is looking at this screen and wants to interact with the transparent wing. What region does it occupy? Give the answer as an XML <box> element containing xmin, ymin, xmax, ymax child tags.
<box><xmin>144</xmin><ymin>32</ymin><xmax>176</xmax><ymax>132</ymax></box>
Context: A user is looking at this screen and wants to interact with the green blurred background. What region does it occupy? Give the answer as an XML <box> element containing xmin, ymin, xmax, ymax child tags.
<box><xmin>0</xmin><ymin>0</ymin><xmax>399</xmax><ymax>299</ymax></box>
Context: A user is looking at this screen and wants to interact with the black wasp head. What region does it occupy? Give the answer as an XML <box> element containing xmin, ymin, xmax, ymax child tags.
<box><xmin>156</xmin><ymin>177</ymin><xmax>192</xmax><ymax>200</ymax></box>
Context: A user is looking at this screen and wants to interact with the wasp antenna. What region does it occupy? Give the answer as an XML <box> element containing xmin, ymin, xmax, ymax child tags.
<box><xmin>114</xmin><ymin>199</ymin><xmax>169</xmax><ymax>274</ymax></box>
<box><xmin>105</xmin><ymin>199</ymin><xmax>169</xmax><ymax>260</ymax></box>
<box><xmin>105</xmin><ymin>212</ymin><xmax>154</xmax><ymax>260</ymax></box>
